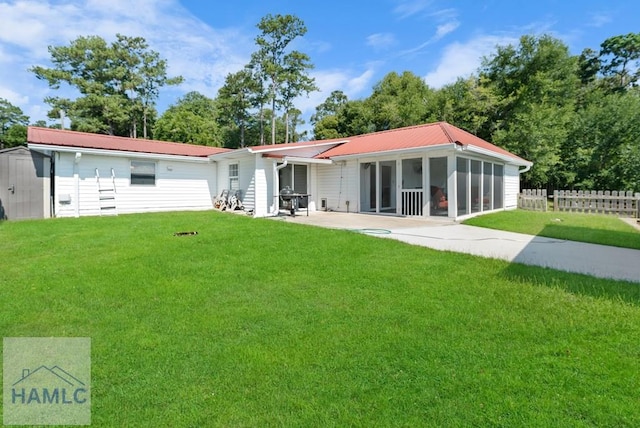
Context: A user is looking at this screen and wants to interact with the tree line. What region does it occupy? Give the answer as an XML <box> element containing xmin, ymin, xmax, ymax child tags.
<box><xmin>0</xmin><ymin>14</ymin><xmax>638</xmax><ymax>191</ymax></box>
<box><xmin>311</xmin><ymin>33</ymin><xmax>640</xmax><ymax>191</ymax></box>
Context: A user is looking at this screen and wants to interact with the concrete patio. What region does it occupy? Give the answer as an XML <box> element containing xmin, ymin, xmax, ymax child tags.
<box><xmin>270</xmin><ymin>211</ymin><xmax>640</xmax><ymax>283</ymax></box>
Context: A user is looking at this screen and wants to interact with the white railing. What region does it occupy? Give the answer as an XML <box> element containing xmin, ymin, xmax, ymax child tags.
<box><xmin>401</xmin><ymin>189</ymin><xmax>423</xmax><ymax>216</ymax></box>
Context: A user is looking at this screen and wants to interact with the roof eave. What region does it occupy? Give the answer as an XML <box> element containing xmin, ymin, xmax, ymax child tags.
<box><xmin>461</xmin><ymin>145</ymin><xmax>532</xmax><ymax>166</ymax></box>
<box><xmin>322</xmin><ymin>143</ymin><xmax>459</xmax><ymax>160</ymax></box>
<box><xmin>248</xmin><ymin>140</ymin><xmax>348</xmax><ymax>155</ymax></box>
<box><xmin>27</xmin><ymin>143</ymin><xmax>214</xmax><ymax>163</ymax></box>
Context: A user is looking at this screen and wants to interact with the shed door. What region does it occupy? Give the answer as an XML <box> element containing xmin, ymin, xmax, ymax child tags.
<box><xmin>0</xmin><ymin>151</ymin><xmax>45</xmax><ymax>220</ymax></box>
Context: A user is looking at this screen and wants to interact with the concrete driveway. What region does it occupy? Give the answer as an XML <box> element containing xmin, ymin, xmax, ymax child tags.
<box><xmin>272</xmin><ymin>211</ymin><xmax>640</xmax><ymax>283</ymax></box>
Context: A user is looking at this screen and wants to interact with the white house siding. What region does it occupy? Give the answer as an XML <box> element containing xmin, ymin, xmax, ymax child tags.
<box><xmin>504</xmin><ymin>164</ymin><xmax>520</xmax><ymax>210</ymax></box>
<box><xmin>215</xmin><ymin>156</ymin><xmax>256</xmax><ymax>211</ymax></box>
<box><xmin>252</xmin><ymin>156</ymin><xmax>272</xmax><ymax>217</ymax></box>
<box><xmin>53</xmin><ymin>152</ymin><xmax>216</xmax><ymax>217</ymax></box>
<box><xmin>316</xmin><ymin>160</ymin><xmax>358</xmax><ymax>212</ymax></box>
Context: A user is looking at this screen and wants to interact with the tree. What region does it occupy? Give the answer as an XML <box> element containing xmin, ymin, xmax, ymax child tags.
<box><xmin>567</xmin><ymin>89</ymin><xmax>640</xmax><ymax>190</ymax></box>
<box><xmin>311</xmin><ymin>90</ymin><xmax>348</xmax><ymax>126</ymax></box>
<box><xmin>254</xmin><ymin>14</ymin><xmax>316</xmax><ymax>144</ymax></box>
<box><xmin>280</xmin><ymin>51</ymin><xmax>317</xmax><ymax>142</ymax></box>
<box><xmin>0</xmin><ymin>99</ymin><xmax>29</xmax><ymax>148</ymax></box>
<box><xmin>366</xmin><ymin>71</ymin><xmax>435</xmax><ymax>131</ymax></box>
<box><xmin>599</xmin><ymin>33</ymin><xmax>640</xmax><ymax>91</ymax></box>
<box><xmin>31</xmin><ymin>34</ymin><xmax>182</xmax><ymax>137</ymax></box>
<box><xmin>153</xmin><ymin>92</ymin><xmax>222</xmax><ymax>146</ymax></box>
<box><xmin>479</xmin><ymin>35</ymin><xmax>580</xmax><ymax>187</ymax></box>
<box><xmin>433</xmin><ymin>76</ymin><xmax>498</xmax><ymax>138</ymax></box>
<box><xmin>217</xmin><ymin>68</ymin><xmax>257</xmax><ymax>147</ymax></box>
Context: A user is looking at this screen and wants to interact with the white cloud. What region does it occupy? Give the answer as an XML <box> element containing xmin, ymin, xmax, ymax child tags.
<box><xmin>399</xmin><ymin>19</ymin><xmax>459</xmax><ymax>57</ymax></box>
<box><xmin>294</xmin><ymin>66</ymin><xmax>377</xmax><ymax>117</ymax></box>
<box><xmin>366</xmin><ymin>33</ymin><xmax>396</xmax><ymax>50</ymax></box>
<box><xmin>393</xmin><ymin>0</ymin><xmax>433</xmax><ymax>19</ymax></box>
<box><xmin>588</xmin><ymin>12</ymin><xmax>613</xmax><ymax>28</ymax></box>
<box><xmin>423</xmin><ymin>35</ymin><xmax>518</xmax><ymax>88</ymax></box>
<box><xmin>0</xmin><ymin>0</ymin><xmax>252</xmax><ymax>122</ymax></box>
<box><xmin>435</xmin><ymin>21</ymin><xmax>460</xmax><ymax>40</ymax></box>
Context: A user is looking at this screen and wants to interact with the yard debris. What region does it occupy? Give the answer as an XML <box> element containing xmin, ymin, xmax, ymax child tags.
<box><xmin>174</xmin><ymin>231</ymin><xmax>198</xmax><ymax>236</ymax></box>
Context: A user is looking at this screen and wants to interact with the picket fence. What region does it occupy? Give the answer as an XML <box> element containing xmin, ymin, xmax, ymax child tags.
<box><xmin>519</xmin><ymin>189</ymin><xmax>640</xmax><ymax>217</ymax></box>
<box><xmin>553</xmin><ymin>190</ymin><xmax>640</xmax><ymax>217</ymax></box>
<box><xmin>518</xmin><ymin>189</ymin><xmax>548</xmax><ymax>211</ymax></box>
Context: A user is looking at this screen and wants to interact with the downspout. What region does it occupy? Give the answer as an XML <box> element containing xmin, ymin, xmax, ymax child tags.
<box><xmin>272</xmin><ymin>158</ymin><xmax>288</xmax><ymax>216</ymax></box>
<box><xmin>74</xmin><ymin>152</ymin><xmax>82</xmax><ymax>218</ymax></box>
<box><xmin>519</xmin><ymin>164</ymin><xmax>532</xmax><ymax>174</ymax></box>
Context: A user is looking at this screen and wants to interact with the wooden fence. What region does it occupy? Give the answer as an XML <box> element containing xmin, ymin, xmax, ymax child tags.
<box><xmin>519</xmin><ymin>189</ymin><xmax>640</xmax><ymax>217</ymax></box>
<box><xmin>553</xmin><ymin>190</ymin><xmax>640</xmax><ymax>217</ymax></box>
<box><xmin>518</xmin><ymin>189</ymin><xmax>548</xmax><ymax>211</ymax></box>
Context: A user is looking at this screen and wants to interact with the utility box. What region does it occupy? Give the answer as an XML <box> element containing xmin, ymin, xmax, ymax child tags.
<box><xmin>320</xmin><ymin>198</ymin><xmax>327</xmax><ymax>211</ymax></box>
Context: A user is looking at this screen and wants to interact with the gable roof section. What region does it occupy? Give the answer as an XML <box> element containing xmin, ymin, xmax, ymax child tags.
<box><xmin>316</xmin><ymin>122</ymin><xmax>530</xmax><ymax>165</ymax></box>
<box><xmin>27</xmin><ymin>127</ymin><xmax>231</xmax><ymax>158</ymax></box>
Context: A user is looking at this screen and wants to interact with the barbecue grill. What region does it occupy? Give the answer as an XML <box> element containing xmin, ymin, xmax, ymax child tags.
<box><xmin>279</xmin><ymin>186</ymin><xmax>310</xmax><ymax>217</ymax></box>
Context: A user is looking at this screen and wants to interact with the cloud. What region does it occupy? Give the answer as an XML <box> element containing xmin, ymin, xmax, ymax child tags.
<box><xmin>0</xmin><ymin>0</ymin><xmax>252</xmax><ymax>122</ymax></box>
<box><xmin>366</xmin><ymin>33</ymin><xmax>396</xmax><ymax>50</ymax></box>
<box><xmin>393</xmin><ymin>0</ymin><xmax>433</xmax><ymax>19</ymax></box>
<box><xmin>399</xmin><ymin>19</ymin><xmax>460</xmax><ymax>57</ymax></box>
<box><xmin>294</xmin><ymin>66</ymin><xmax>377</xmax><ymax>116</ymax></box>
<box><xmin>423</xmin><ymin>35</ymin><xmax>518</xmax><ymax>88</ymax></box>
<box><xmin>435</xmin><ymin>21</ymin><xmax>460</xmax><ymax>40</ymax></box>
<box><xmin>588</xmin><ymin>12</ymin><xmax>613</xmax><ymax>28</ymax></box>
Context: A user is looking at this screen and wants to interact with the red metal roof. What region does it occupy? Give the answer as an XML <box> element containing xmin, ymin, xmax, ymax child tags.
<box><xmin>27</xmin><ymin>127</ymin><xmax>231</xmax><ymax>157</ymax></box>
<box><xmin>316</xmin><ymin>122</ymin><xmax>528</xmax><ymax>163</ymax></box>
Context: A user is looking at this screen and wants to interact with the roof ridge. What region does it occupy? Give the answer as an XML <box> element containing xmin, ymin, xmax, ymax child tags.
<box><xmin>437</xmin><ymin>122</ymin><xmax>458</xmax><ymax>144</ymax></box>
<box><xmin>350</xmin><ymin>122</ymin><xmax>442</xmax><ymax>139</ymax></box>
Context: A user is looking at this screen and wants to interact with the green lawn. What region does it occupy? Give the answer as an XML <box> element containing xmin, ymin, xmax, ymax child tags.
<box><xmin>463</xmin><ymin>210</ymin><xmax>640</xmax><ymax>250</ymax></box>
<box><xmin>1</xmin><ymin>211</ymin><xmax>640</xmax><ymax>426</ymax></box>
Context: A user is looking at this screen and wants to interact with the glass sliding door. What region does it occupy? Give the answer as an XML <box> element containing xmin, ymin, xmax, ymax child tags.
<box><xmin>483</xmin><ymin>162</ymin><xmax>493</xmax><ymax>211</ymax></box>
<box><xmin>379</xmin><ymin>160</ymin><xmax>396</xmax><ymax>213</ymax></box>
<box><xmin>471</xmin><ymin>160</ymin><xmax>481</xmax><ymax>214</ymax></box>
<box><xmin>493</xmin><ymin>164</ymin><xmax>504</xmax><ymax>209</ymax></box>
<box><xmin>456</xmin><ymin>157</ymin><xmax>468</xmax><ymax>216</ymax></box>
<box><xmin>278</xmin><ymin>164</ymin><xmax>307</xmax><ymax>208</ymax></box>
<box><xmin>429</xmin><ymin>157</ymin><xmax>448</xmax><ymax>216</ymax></box>
<box><xmin>360</xmin><ymin>162</ymin><xmax>377</xmax><ymax>212</ymax></box>
<box><xmin>360</xmin><ymin>160</ymin><xmax>397</xmax><ymax>214</ymax></box>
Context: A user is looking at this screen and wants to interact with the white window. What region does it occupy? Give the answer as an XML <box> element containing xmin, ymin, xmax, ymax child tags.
<box><xmin>229</xmin><ymin>163</ymin><xmax>239</xmax><ymax>190</ymax></box>
<box><xmin>131</xmin><ymin>161</ymin><xmax>156</xmax><ymax>185</ymax></box>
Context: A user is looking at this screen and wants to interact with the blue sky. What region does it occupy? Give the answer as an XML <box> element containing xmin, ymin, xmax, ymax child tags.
<box><xmin>1</xmin><ymin>0</ymin><xmax>638</xmax><ymax>129</ymax></box>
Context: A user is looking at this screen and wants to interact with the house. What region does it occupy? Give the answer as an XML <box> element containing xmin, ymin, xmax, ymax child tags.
<box><xmin>0</xmin><ymin>146</ymin><xmax>51</xmax><ymax>220</ymax></box>
<box><xmin>25</xmin><ymin>122</ymin><xmax>531</xmax><ymax>220</ymax></box>
<box><xmin>210</xmin><ymin>122</ymin><xmax>532</xmax><ymax>219</ymax></box>
<box><xmin>26</xmin><ymin>127</ymin><xmax>230</xmax><ymax>218</ymax></box>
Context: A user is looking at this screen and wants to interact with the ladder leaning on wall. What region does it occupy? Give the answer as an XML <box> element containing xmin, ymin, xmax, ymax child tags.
<box><xmin>95</xmin><ymin>168</ymin><xmax>118</xmax><ymax>216</ymax></box>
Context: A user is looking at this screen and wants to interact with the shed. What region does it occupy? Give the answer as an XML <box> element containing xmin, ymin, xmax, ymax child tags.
<box><xmin>0</xmin><ymin>146</ymin><xmax>51</xmax><ymax>220</ymax></box>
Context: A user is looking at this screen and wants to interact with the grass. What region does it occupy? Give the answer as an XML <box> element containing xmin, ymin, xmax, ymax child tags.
<box><xmin>463</xmin><ymin>210</ymin><xmax>640</xmax><ymax>250</ymax></box>
<box><xmin>1</xmin><ymin>211</ymin><xmax>640</xmax><ymax>426</ymax></box>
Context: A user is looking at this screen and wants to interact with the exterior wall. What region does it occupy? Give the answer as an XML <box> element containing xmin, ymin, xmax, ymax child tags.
<box><xmin>254</xmin><ymin>156</ymin><xmax>272</xmax><ymax>217</ymax></box>
<box><xmin>316</xmin><ymin>160</ymin><xmax>358</xmax><ymax>212</ymax></box>
<box><xmin>504</xmin><ymin>164</ymin><xmax>520</xmax><ymax>210</ymax></box>
<box><xmin>216</xmin><ymin>155</ymin><xmax>256</xmax><ymax>211</ymax></box>
<box><xmin>54</xmin><ymin>152</ymin><xmax>216</xmax><ymax>218</ymax></box>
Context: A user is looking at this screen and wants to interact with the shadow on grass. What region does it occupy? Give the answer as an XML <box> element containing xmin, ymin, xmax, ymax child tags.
<box><xmin>540</xmin><ymin>224</ymin><xmax>640</xmax><ymax>250</ymax></box>
<box><xmin>502</xmin><ymin>223</ymin><xmax>640</xmax><ymax>306</ymax></box>
<box><xmin>501</xmin><ymin>262</ymin><xmax>640</xmax><ymax>306</ymax></box>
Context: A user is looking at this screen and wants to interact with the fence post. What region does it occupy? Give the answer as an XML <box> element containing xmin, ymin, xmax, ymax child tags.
<box><xmin>553</xmin><ymin>190</ymin><xmax>558</xmax><ymax>211</ymax></box>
